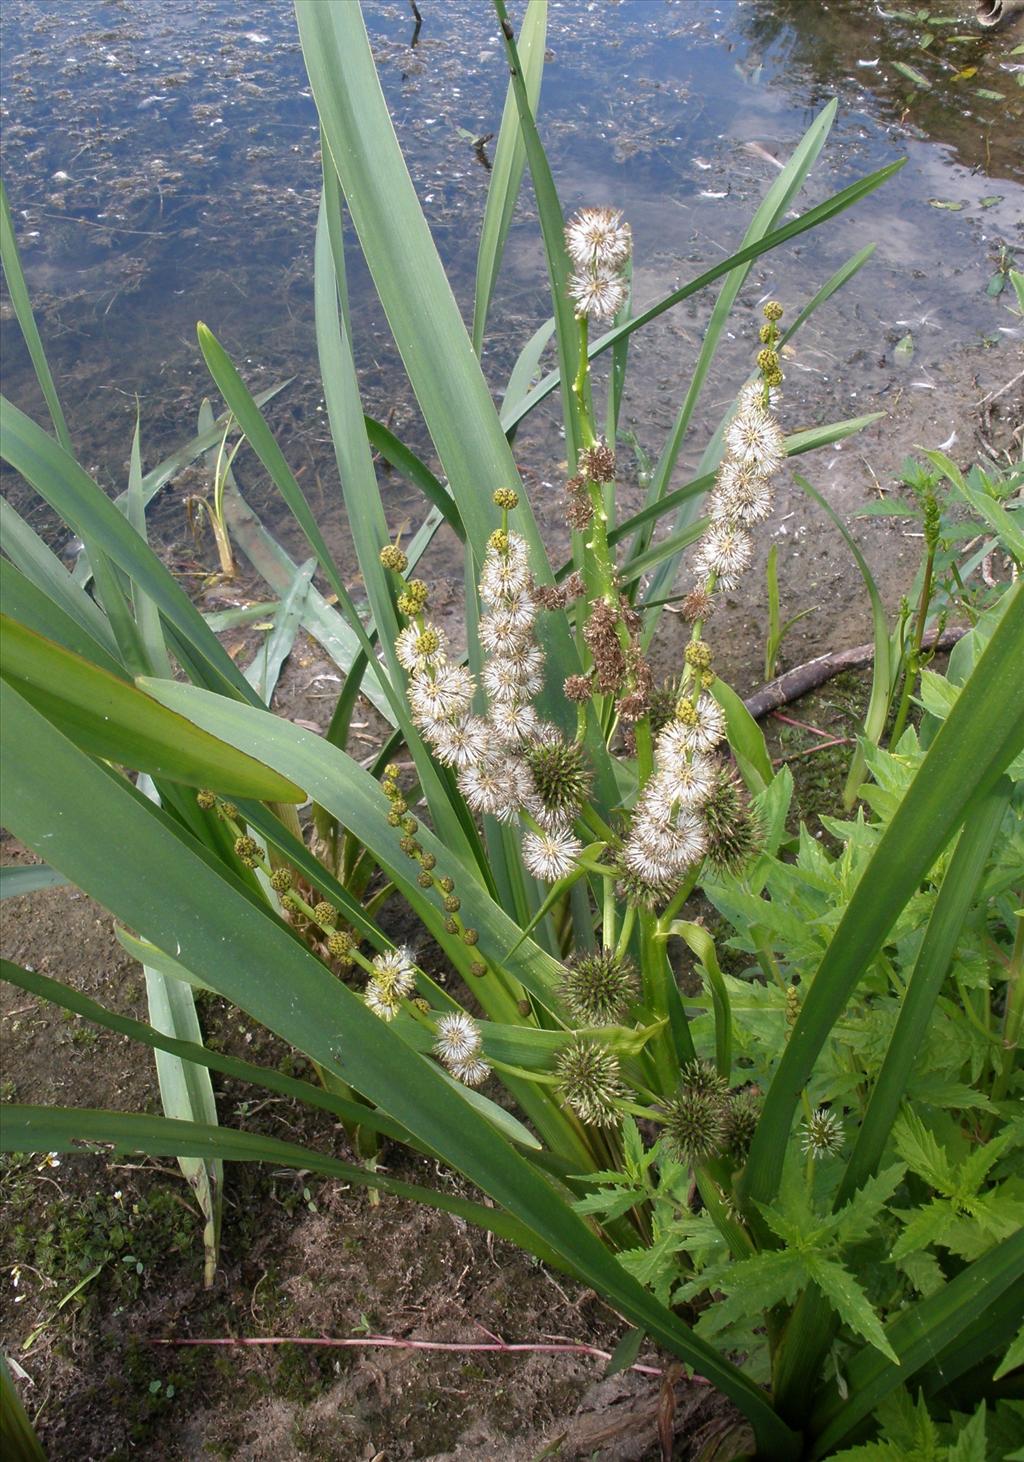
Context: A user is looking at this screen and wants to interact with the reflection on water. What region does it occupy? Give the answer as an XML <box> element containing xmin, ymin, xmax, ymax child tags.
<box><xmin>740</xmin><ymin>0</ymin><xmax>1024</xmax><ymax>183</ymax></box>
<box><xmin>1</xmin><ymin>0</ymin><xmax>1021</xmax><ymax>675</ymax></box>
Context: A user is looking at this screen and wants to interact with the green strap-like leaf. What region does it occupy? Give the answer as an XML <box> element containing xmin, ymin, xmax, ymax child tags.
<box><xmin>0</xmin><ymin>398</ymin><xmax>257</xmax><ymax>704</ymax></box>
<box><xmin>808</xmin><ymin>1229</ymin><xmax>1024</xmax><ymax>1456</ymax></box>
<box><xmin>472</xmin><ymin>0</ymin><xmax>547</xmax><ymax>355</ymax></box>
<box><xmin>500</xmin><ymin>159</ymin><xmax>906</xmax><ymax>436</ymax></box>
<box><xmin>0</xmin><ymin>1103</ymin><xmax>564</xmax><ymax>1273</ymax></box>
<box><xmin>0</xmin><ymin>679</ymin><xmax>798</xmax><ymax>1454</ymax></box>
<box><xmin>0</xmin><ymin>178</ymin><xmax>71</xmax><ymax>452</ymax></box>
<box><xmin>0</xmin><ymin>618</ymin><xmax>303</xmax><ymax>801</ymax></box>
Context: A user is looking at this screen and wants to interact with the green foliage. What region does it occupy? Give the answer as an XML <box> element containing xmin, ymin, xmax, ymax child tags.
<box><xmin>1</xmin><ymin>7</ymin><xmax>1021</xmax><ymax>1460</ymax></box>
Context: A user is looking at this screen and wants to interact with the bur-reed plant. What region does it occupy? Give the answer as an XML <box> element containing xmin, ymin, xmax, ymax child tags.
<box><xmin>2</xmin><ymin>5</ymin><xmax>1022</xmax><ymax>1457</ymax></box>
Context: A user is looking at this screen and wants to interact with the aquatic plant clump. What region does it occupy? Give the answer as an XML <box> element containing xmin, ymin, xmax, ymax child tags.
<box><xmin>9</xmin><ymin>30</ymin><xmax>1015</xmax><ymax>1456</ymax></box>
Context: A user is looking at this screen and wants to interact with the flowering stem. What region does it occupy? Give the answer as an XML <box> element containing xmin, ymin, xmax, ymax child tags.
<box><xmin>614</xmin><ymin>905</ymin><xmax>636</xmax><ymax>962</ymax></box>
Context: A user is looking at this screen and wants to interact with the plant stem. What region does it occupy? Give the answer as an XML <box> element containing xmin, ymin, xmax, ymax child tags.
<box><xmin>889</xmin><ymin>543</ymin><xmax>935</xmax><ymax>746</ymax></box>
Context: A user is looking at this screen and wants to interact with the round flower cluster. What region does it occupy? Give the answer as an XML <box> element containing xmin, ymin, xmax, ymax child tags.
<box><xmin>433</xmin><ymin>1010</ymin><xmax>490</xmax><ymax>1088</ymax></box>
<box><xmin>397</xmin><ymin>525</ymin><xmax>587</xmax><ymax>884</ymax></box>
<box><xmin>364</xmin><ymin>946</ymin><xmax>417</xmax><ymax>1022</ymax></box>
<box><xmin>565</xmin><ymin>206</ymin><xmax>631</xmax><ymax>322</ymax></box>
<box><xmin>556</xmin><ymin>1036</ymin><xmax>629</xmax><ymax>1127</ymax></box>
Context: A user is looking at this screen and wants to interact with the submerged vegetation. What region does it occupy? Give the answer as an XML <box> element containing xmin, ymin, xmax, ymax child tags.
<box><xmin>2</xmin><ymin>2</ymin><xmax>1023</xmax><ymax>1458</ymax></box>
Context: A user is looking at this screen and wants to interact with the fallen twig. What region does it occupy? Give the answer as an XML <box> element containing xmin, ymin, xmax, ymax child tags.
<box><xmin>743</xmin><ymin>626</ymin><xmax>966</xmax><ymax>722</ymax></box>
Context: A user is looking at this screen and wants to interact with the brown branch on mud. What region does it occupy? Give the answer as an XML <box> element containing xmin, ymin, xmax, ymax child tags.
<box><xmin>145</xmin><ymin>1331</ymin><xmax>713</xmax><ymax>1383</ymax></box>
<box><xmin>743</xmin><ymin>626</ymin><xmax>966</xmax><ymax>722</ymax></box>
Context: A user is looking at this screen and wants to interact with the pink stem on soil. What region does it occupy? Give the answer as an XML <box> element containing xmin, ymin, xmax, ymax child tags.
<box><xmin>773</xmin><ymin>735</ymin><xmax>852</xmax><ymax>765</ymax></box>
<box><xmin>146</xmin><ymin>1333</ymin><xmax>711</xmax><ymax>1382</ymax></box>
<box><xmin>770</xmin><ymin>711</ymin><xmax>835</xmax><ymax>739</ymax></box>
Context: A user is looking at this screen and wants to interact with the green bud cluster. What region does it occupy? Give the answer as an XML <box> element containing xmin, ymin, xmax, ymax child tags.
<box><xmin>379</xmin><ymin>544</ymin><xmax>408</xmax><ymax>573</ymax></box>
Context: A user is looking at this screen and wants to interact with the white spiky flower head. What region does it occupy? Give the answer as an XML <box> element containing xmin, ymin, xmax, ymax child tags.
<box><xmin>482</xmin><ymin>658</ymin><xmax>530</xmax><ymax>705</ymax></box>
<box><xmin>409</xmin><ymin>664</ymin><xmax>475</xmax><ymax>728</ymax></box>
<box><xmin>667</xmin><ymin>693</ymin><xmax>727</xmax><ymax>754</ymax></box>
<box><xmin>370</xmin><ymin>947</ymin><xmax>417</xmax><ymax>998</ymax></box>
<box><xmin>627</xmin><ymin>803</ymin><xmax>707</xmax><ymax>875</ymax></box>
<box><xmin>569</xmin><ymin>266</ymin><xmax>627</xmax><ymax>322</ymax></box>
<box><xmin>710</xmin><ymin>461</ymin><xmax>774</xmax><ymax>525</ymax></box>
<box><xmin>522</xmin><ymin>826</ymin><xmax>582</xmax><ymax>882</ymax></box>
<box><xmin>365</xmin><ymin>980</ymin><xmax>403</xmax><ymax>1021</ymax></box>
<box><xmin>724</xmin><ymin>407</ymin><xmax>785</xmax><ymax>477</ymax></box>
<box><xmin>489</xmin><ymin>700</ymin><xmax>541</xmax><ymax>746</ymax></box>
<box><xmin>620</xmin><ymin>835</ymin><xmax>678</xmax><ymax>887</ymax></box>
<box><xmin>694</xmin><ymin>524</ymin><xmax>754</xmax><ymax>589</ymax></box>
<box><xmin>395</xmin><ymin>622</ymin><xmax>448</xmax><ymax>672</ymax></box>
<box><xmin>564</xmin><ymin>206</ymin><xmax>632</xmax><ymax>271</ymax></box>
<box><xmin>458</xmin><ymin>756</ymin><xmax>527</xmax><ymax>822</ymax></box>
<box><xmin>448</xmin><ymin>1054</ymin><xmax>491</xmax><ymax>1088</ymax></box>
<box><xmin>478</xmin><ymin>611</ymin><xmax>533</xmax><ymax>656</ymax></box>
<box><xmin>434</xmin><ymin>1010</ymin><xmax>482</xmax><ymax>1066</ymax></box>
<box><xmin>430</xmin><ymin>715</ymin><xmax>494</xmax><ymax>769</ymax></box>
<box><xmin>646</xmin><ymin>753</ymin><xmax>716</xmax><ymax>813</ymax></box>
<box><xmin>479</xmin><ymin>552</ymin><xmax>532</xmax><ymax>606</ymax></box>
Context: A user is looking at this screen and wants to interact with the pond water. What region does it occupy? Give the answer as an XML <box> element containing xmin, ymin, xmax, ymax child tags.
<box><xmin>2</xmin><ymin>0</ymin><xmax>1022</xmax><ymax>688</ymax></box>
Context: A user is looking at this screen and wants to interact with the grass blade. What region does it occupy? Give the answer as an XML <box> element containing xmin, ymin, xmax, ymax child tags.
<box><xmin>314</xmin><ymin>191</ymin><xmax>485</xmax><ymax>870</ymax></box>
<box><xmin>642</xmin><ymin>102</ymin><xmax>837</xmax><ymax>546</ymax></box>
<box><xmin>0</xmin><ymin>679</ymin><xmax>799</xmax><ymax>1452</ymax></box>
<box><xmin>0</xmin><ymin>617</ymin><xmax>303</xmax><ymax>801</ymax></box>
<box><xmin>0</xmin><ymin>1351</ymin><xmax>45</xmax><ymax>1462</ymax></box>
<box><xmin>472</xmin><ymin>0</ymin><xmax>547</xmax><ymax>355</ymax></box>
<box><xmin>142</xmin><ymin>956</ymin><xmax>223</xmax><ymax>1287</ymax></box>
<box><xmin>362</xmin><ymin>415</ymin><xmax>463</xmax><ymax>538</ymax></box>
<box><xmin>0</xmin><ymin>179</ymin><xmax>71</xmax><ymax>452</ymax></box>
<box><xmin>792</xmin><ymin>473</ymin><xmax>895</xmax><ymax>805</ymax></box>
<box><xmin>0</xmin><ymin>398</ymin><xmax>258</xmax><ymax>704</ymax></box>
<box><xmin>243</xmin><ymin>558</ymin><xmax>315</xmax><ymax>704</ymax></box>
<box><xmin>0</xmin><ymin>498</ymin><xmax>117</xmax><ymax>654</ymax></box>
<box><xmin>500</xmin><ymin>316</ymin><xmax>556</xmax><ymax>426</ymax></box>
<box><xmin>0</xmin><ymin>865</ymin><xmax>69</xmax><ymax>898</ymax></box>
<box><xmin>0</xmin><ymin>1103</ymin><xmax>563</xmax><ymax>1271</ymax></box>
<box><xmin>0</xmin><ymin>557</ymin><xmax>124</xmax><ymax>677</ymax></box>
<box><xmin>501</xmin><ymin>163</ymin><xmax>906</xmax><ymax>435</ymax></box>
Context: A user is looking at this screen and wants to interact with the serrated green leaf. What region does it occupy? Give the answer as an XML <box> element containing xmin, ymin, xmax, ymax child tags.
<box><xmin>805</xmin><ymin>1254</ymin><xmax>899</xmax><ymax>1363</ymax></box>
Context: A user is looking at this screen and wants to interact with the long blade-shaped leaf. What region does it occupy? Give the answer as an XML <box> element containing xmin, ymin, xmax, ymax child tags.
<box><xmin>808</xmin><ymin>1229</ymin><xmax>1024</xmax><ymax>1457</ymax></box>
<box><xmin>0</xmin><ymin>1104</ymin><xmax>560</xmax><ymax>1270</ymax></box>
<box><xmin>143</xmin><ymin>965</ymin><xmax>223</xmax><ymax>1285</ymax></box>
<box><xmin>0</xmin><ymin>179</ymin><xmax>71</xmax><ymax>452</ymax></box>
<box><xmin>314</xmin><ymin>191</ymin><xmax>484</xmax><ymax>870</ymax></box>
<box><xmin>0</xmin><ymin>399</ymin><xmax>257</xmax><ymax>703</ymax></box>
<box><xmin>491</xmin><ymin>0</ymin><xmax>582</xmax><ymax>466</ymax></box>
<box><xmin>742</xmin><ymin>582</ymin><xmax>1024</xmax><ymax>1213</ymax></box>
<box><xmin>0</xmin><ymin>618</ymin><xmax>302</xmax><ymax>800</ymax></box>
<box><xmin>0</xmin><ymin>497</ymin><xmax>117</xmax><ymax>655</ymax></box>
<box><xmin>792</xmin><ymin>474</ymin><xmax>895</xmax><ymax>805</ymax></box>
<box><xmin>500</xmin><ymin>159</ymin><xmax>906</xmax><ymax>435</ymax></box>
<box><xmin>0</xmin><ymin>679</ymin><xmax>798</xmax><ymax>1453</ymax></box>
<box><xmin>643</xmin><ymin>102</ymin><xmax>836</xmax><ymax>538</ymax></box>
<box><xmin>472</xmin><ymin>0</ymin><xmax>547</xmax><ymax>354</ymax></box>
<box><xmin>0</xmin><ymin>557</ymin><xmax>124</xmax><ymax>677</ymax></box>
